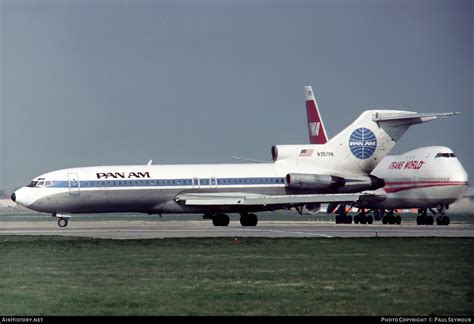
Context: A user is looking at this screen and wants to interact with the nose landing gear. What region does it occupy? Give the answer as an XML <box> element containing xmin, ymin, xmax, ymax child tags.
<box><xmin>53</xmin><ymin>213</ymin><xmax>71</xmax><ymax>228</ymax></box>
<box><xmin>58</xmin><ymin>218</ymin><xmax>68</xmax><ymax>228</ymax></box>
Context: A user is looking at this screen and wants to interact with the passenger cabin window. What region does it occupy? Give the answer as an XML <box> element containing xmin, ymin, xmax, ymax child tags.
<box><xmin>435</xmin><ymin>153</ymin><xmax>456</xmax><ymax>158</ymax></box>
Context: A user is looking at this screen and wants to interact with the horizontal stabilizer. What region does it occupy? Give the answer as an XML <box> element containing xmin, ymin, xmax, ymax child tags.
<box><xmin>372</xmin><ymin>112</ymin><xmax>459</xmax><ymax>125</ymax></box>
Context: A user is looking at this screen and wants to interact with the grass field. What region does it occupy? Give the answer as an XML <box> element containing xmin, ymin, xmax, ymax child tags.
<box><xmin>0</xmin><ymin>236</ymin><xmax>473</xmax><ymax>315</ymax></box>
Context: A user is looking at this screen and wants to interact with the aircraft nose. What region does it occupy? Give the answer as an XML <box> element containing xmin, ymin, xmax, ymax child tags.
<box><xmin>11</xmin><ymin>188</ymin><xmax>31</xmax><ymax>208</ymax></box>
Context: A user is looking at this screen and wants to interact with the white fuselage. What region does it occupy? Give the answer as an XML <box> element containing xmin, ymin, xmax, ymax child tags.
<box><xmin>12</xmin><ymin>159</ymin><xmax>343</xmax><ymax>214</ymax></box>
<box><xmin>367</xmin><ymin>146</ymin><xmax>468</xmax><ymax>209</ymax></box>
<box><xmin>12</xmin><ymin>146</ymin><xmax>468</xmax><ymax>215</ymax></box>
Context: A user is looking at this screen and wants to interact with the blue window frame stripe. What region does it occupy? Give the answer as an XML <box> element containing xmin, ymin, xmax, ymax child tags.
<box><xmin>47</xmin><ymin>177</ymin><xmax>285</xmax><ymax>188</ymax></box>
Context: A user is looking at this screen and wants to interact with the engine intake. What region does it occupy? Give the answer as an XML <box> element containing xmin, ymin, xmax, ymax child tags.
<box><xmin>271</xmin><ymin>145</ymin><xmax>316</xmax><ymax>161</ymax></box>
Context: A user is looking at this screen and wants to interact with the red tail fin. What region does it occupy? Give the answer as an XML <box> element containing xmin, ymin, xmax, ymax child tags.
<box><xmin>305</xmin><ymin>85</ymin><xmax>328</xmax><ymax>144</ymax></box>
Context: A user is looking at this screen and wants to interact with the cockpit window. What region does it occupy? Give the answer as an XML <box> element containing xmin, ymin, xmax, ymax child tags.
<box><xmin>27</xmin><ymin>180</ymin><xmax>52</xmax><ymax>188</ymax></box>
<box><xmin>435</xmin><ymin>153</ymin><xmax>456</xmax><ymax>158</ymax></box>
<box><xmin>27</xmin><ymin>181</ymin><xmax>38</xmax><ymax>187</ymax></box>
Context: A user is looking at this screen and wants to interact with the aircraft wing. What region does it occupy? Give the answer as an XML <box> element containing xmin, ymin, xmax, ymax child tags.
<box><xmin>175</xmin><ymin>192</ymin><xmax>381</xmax><ymax>206</ymax></box>
<box><xmin>372</xmin><ymin>112</ymin><xmax>459</xmax><ymax>125</ymax></box>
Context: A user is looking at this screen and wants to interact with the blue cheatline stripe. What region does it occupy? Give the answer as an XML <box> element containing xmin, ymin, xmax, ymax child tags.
<box><xmin>49</xmin><ymin>177</ymin><xmax>287</xmax><ymax>189</ymax></box>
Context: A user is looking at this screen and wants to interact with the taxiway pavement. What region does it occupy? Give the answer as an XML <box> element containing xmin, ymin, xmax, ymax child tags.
<box><xmin>0</xmin><ymin>220</ymin><xmax>473</xmax><ymax>239</ymax></box>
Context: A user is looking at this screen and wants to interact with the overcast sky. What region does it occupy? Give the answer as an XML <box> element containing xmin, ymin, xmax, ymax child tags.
<box><xmin>1</xmin><ymin>0</ymin><xmax>472</xmax><ymax>192</ymax></box>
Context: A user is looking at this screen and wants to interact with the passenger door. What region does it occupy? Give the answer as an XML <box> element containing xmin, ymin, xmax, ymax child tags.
<box><xmin>67</xmin><ymin>173</ymin><xmax>81</xmax><ymax>196</ymax></box>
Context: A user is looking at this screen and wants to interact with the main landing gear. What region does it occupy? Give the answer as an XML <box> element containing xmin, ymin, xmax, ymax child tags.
<box><xmin>211</xmin><ymin>213</ymin><xmax>230</xmax><ymax>226</ymax></box>
<box><xmin>417</xmin><ymin>206</ymin><xmax>450</xmax><ymax>226</ymax></box>
<box><xmin>203</xmin><ymin>212</ymin><xmax>259</xmax><ymax>227</ymax></box>
<box><xmin>334</xmin><ymin>205</ymin><xmax>451</xmax><ymax>226</ymax></box>
<box><xmin>354</xmin><ymin>209</ymin><xmax>374</xmax><ymax>224</ymax></box>
<box><xmin>335</xmin><ymin>204</ymin><xmax>353</xmax><ymax>224</ymax></box>
<box><xmin>334</xmin><ymin>206</ymin><xmax>401</xmax><ymax>225</ymax></box>
<box><xmin>381</xmin><ymin>210</ymin><xmax>402</xmax><ymax>225</ymax></box>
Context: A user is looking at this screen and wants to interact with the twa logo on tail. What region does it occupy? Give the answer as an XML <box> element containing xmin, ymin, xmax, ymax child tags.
<box><xmin>304</xmin><ymin>85</ymin><xmax>328</xmax><ymax>144</ymax></box>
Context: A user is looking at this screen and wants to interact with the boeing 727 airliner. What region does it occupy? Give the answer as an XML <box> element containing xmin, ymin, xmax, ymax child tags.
<box><xmin>11</xmin><ymin>94</ymin><xmax>458</xmax><ymax>227</ymax></box>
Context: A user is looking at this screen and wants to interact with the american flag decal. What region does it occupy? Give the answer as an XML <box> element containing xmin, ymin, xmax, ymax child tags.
<box><xmin>299</xmin><ymin>149</ymin><xmax>314</xmax><ymax>157</ymax></box>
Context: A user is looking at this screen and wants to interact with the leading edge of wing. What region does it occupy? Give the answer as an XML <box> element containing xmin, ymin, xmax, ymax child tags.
<box><xmin>175</xmin><ymin>192</ymin><xmax>384</xmax><ymax>206</ymax></box>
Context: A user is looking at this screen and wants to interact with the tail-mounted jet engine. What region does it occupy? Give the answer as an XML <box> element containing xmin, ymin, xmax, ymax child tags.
<box><xmin>285</xmin><ymin>173</ymin><xmax>384</xmax><ymax>193</ymax></box>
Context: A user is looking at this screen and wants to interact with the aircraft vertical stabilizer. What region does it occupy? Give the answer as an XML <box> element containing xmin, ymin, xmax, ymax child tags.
<box><xmin>305</xmin><ymin>85</ymin><xmax>328</xmax><ymax>145</ymax></box>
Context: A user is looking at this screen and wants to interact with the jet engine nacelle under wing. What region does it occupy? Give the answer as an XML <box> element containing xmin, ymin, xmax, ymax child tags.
<box><xmin>286</xmin><ymin>173</ymin><xmax>385</xmax><ymax>193</ymax></box>
<box><xmin>303</xmin><ymin>203</ymin><xmax>321</xmax><ymax>214</ymax></box>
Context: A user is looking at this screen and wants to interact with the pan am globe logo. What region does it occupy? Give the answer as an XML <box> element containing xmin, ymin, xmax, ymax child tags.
<box><xmin>349</xmin><ymin>128</ymin><xmax>377</xmax><ymax>159</ymax></box>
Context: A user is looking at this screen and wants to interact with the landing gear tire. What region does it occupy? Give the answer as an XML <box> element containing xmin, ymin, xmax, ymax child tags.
<box><xmin>212</xmin><ymin>213</ymin><xmax>230</xmax><ymax>227</ymax></box>
<box><xmin>382</xmin><ymin>210</ymin><xmax>397</xmax><ymax>225</ymax></box>
<box><xmin>395</xmin><ymin>215</ymin><xmax>401</xmax><ymax>225</ymax></box>
<box><xmin>417</xmin><ymin>213</ymin><xmax>436</xmax><ymax>226</ymax></box>
<box><xmin>355</xmin><ymin>210</ymin><xmax>373</xmax><ymax>225</ymax></box>
<box><xmin>427</xmin><ymin>216</ymin><xmax>434</xmax><ymax>225</ymax></box>
<box><xmin>58</xmin><ymin>218</ymin><xmax>68</xmax><ymax>228</ymax></box>
<box><xmin>240</xmin><ymin>213</ymin><xmax>258</xmax><ymax>227</ymax></box>
<box><xmin>416</xmin><ymin>215</ymin><xmax>425</xmax><ymax>225</ymax></box>
<box><xmin>436</xmin><ymin>216</ymin><xmax>450</xmax><ymax>226</ymax></box>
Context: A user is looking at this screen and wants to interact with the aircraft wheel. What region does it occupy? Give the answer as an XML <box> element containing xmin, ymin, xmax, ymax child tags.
<box><xmin>395</xmin><ymin>215</ymin><xmax>401</xmax><ymax>225</ymax></box>
<box><xmin>58</xmin><ymin>218</ymin><xmax>68</xmax><ymax>228</ymax></box>
<box><xmin>354</xmin><ymin>215</ymin><xmax>360</xmax><ymax>224</ymax></box>
<box><xmin>212</xmin><ymin>214</ymin><xmax>230</xmax><ymax>227</ymax></box>
<box><xmin>367</xmin><ymin>215</ymin><xmax>373</xmax><ymax>224</ymax></box>
<box><xmin>382</xmin><ymin>216</ymin><xmax>388</xmax><ymax>225</ymax></box>
<box><xmin>427</xmin><ymin>216</ymin><xmax>434</xmax><ymax>225</ymax></box>
<box><xmin>437</xmin><ymin>216</ymin><xmax>450</xmax><ymax>226</ymax></box>
<box><xmin>416</xmin><ymin>216</ymin><xmax>425</xmax><ymax>225</ymax></box>
<box><xmin>240</xmin><ymin>213</ymin><xmax>258</xmax><ymax>227</ymax></box>
<box><xmin>388</xmin><ymin>215</ymin><xmax>395</xmax><ymax>225</ymax></box>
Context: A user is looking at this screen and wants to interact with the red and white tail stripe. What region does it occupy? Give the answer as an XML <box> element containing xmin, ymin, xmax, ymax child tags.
<box><xmin>304</xmin><ymin>85</ymin><xmax>328</xmax><ymax>144</ymax></box>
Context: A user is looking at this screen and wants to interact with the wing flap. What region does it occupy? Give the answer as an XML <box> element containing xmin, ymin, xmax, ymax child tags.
<box><xmin>176</xmin><ymin>192</ymin><xmax>368</xmax><ymax>206</ymax></box>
